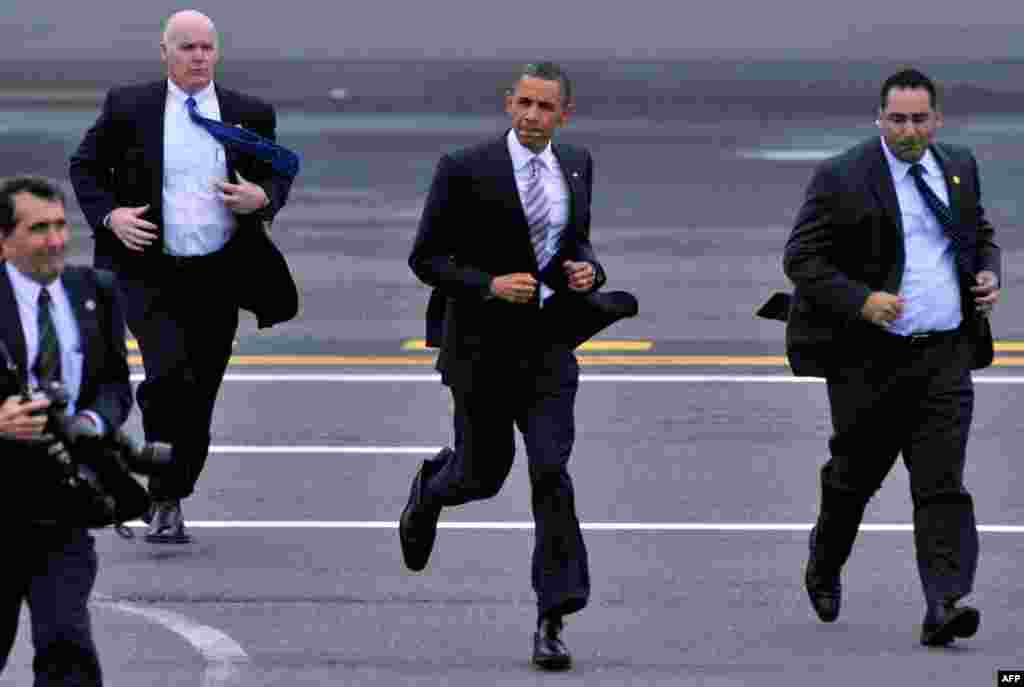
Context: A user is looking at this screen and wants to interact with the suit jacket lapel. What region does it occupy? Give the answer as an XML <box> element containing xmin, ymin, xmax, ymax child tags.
<box><xmin>928</xmin><ymin>144</ymin><xmax>973</xmax><ymax>275</ymax></box>
<box><xmin>930</xmin><ymin>144</ymin><xmax>963</xmax><ymax>226</ymax></box>
<box><xmin>869</xmin><ymin>139</ymin><xmax>907</xmax><ymax>292</ymax></box>
<box><xmin>215</xmin><ymin>85</ymin><xmax>245</xmax><ymax>181</ymax></box>
<box><xmin>493</xmin><ymin>134</ymin><xmax>541</xmax><ymax>270</ymax></box>
<box><xmin>0</xmin><ymin>266</ymin><xmax>27</xmax><ymax>385</ymax></box>
<box><xmin>61</xmin><ymin>269</ymin><xmax>98</xmax><ymax>397</ymax></box>
<box><xmin>143</xmin><ymin>81</ymin><xmax>168</xmax><ymax>209</ymax></box>
<box><xmin>552</xmin><ymin>143</ymin><xmax>583</xmax><ymax>235</ymax></box>
<box><xmin>870</xmin><ymin>138</ymin><xmax>904</xmax><ymax>237</ymax></box>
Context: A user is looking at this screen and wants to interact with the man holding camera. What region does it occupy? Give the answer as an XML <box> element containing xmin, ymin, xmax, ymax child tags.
<box><xmin>0</xmin><ymin>176</ymin><xmax>132</xmax><ymax>686</ymax></box>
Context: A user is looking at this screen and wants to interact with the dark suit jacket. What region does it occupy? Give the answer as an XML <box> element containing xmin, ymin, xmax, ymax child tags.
<box><xmin>69</xmin><ymin>81</ymin><xmax>298</xmax><ymax>328</ymax></box>
<box><xmin>409</xmin><ymin>133</ymin><xmax>638</xmax><ymax>390</ymax></box>
<box><xmin>0</xmin><ymin>264</ymin><xmax>133</xmax><ymax>521</ymax></box>
<box><xmin>783</xmin><ymin>138</ymin><xmax>1001</xmax><ymax>377</ymax></box>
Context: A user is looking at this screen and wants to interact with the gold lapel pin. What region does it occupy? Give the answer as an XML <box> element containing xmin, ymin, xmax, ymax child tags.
<box><xmin>952</xmin><ymin>175</ymin><xmax>960</xmax><ymax>185</ymax></box>
<box><xmin>85</xmin><ymin>299</ymin><xmax>96</xmax><ymax>311</ymax></box>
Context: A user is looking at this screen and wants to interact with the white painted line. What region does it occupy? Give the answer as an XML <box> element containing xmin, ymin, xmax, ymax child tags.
<box><xmin>94</xmin><ymin>598</ymin><xmax>248</xmax><ymax>687</ymax></box>
<box><xmin>118</xmin><ymin>521</ymin><xmax>1024</xmax><ymax>533</ymax></box>
<box><xmin>208</xmin><ymin>446</ymin><xmax>440</xmax><ymax>454</ymax></box>
<box><xmin>127</xmin><ymin>373</ymin><xmax>1024</xmax><ymax>384</ymax></box>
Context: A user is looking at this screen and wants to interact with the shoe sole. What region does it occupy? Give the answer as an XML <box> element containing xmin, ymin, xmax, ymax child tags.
<box><xmin>921</xmin><ymin>608</ymin><xmax>980</xmax><ymax>646</ymax></box>
<box><xmin>533</xmin><ymin>655</ymin><xmax>572</xmax><ymax>671</ymax></box>
<box><xmin>144</xmin><ymin>533</ymin><xmax>192</xmax><ymax>544</ymax></box>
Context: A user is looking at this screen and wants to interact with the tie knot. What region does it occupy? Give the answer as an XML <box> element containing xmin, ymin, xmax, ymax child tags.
<box><xmin>909</xmin><ymin>163</ymin><xmax>926</xmax><ymax>179</ymax></box>
<box><xmin>38</xmin><ymin>288</ymin><xmax>51</xmax><ymax>306</ymax></box>
<box><xmin>531</xmin><ymin>156</ymin><xmax>545</xmax><ymax>173</ymax></box>
<box><xmin>185</xmin><ymin>96</ymin><xmax>198</xmax><ymax>111</ymax></box>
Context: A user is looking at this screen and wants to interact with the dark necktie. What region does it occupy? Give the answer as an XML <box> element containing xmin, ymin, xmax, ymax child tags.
<box><xmin>908</xmin><ymin>163</ymin><xmax>966</xmax><ymax>270</ymax></box>
<box><xmin>908</xmin><ymin>163</ymin><xmax>954</xmax><ymax>232</ymax></box>
<box><xmin>185</xmin><ymin>96</ymin><xmax>300</xmax><ymax>180</ymax></box>
<box><xmin>35</xmin><ymin>288</ymin><xmax>62</xmax><ymax>386</ymax></box>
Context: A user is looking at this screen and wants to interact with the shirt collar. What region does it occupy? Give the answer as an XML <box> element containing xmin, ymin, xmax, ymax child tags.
<box><xmin>167</xmin><ymin>79</ymin><xmax>216</xmax><ymax>105</ymax></box>
<box><xmin>507</xmin><ymin>129</ymin><xmax>556</xmax><ymax>172</ymax></box>
<box><xmin>880</xmin><ymin>135</ymin><xmax>941</xmax><ymax>183</ymax></box>
<box><xmin>4</xmin><ymin>262</ymin><xmax>62</xmax><ymax>306</ymax></box>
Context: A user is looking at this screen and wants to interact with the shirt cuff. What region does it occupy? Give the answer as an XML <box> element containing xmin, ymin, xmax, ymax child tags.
<box><xmin>80</xmin><ymin>410</ymin><xmax>106</xmax><ymax>437</ymax></box>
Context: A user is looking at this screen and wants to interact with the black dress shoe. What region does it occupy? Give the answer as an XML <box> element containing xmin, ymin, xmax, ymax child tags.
<box><xmin>399</xmin><ymin>459</ymin><xmax>442</xmax><ymax>571</ymax></box>
<box><xmin>920</xmin><ymin>601</ymin><xmax>980</xmax><ymax>647</ymax></box>
<box><xmin>144</xmin><ymin>499</ymin><xmax>192</xmax><ymax>544</ymax></box>
<box><xmin>805</xmin><ymin>528</ymin><xmax>841</xmax><ymax>622</ymax></box>
<box><xmin>533</xmin><ymin>617</ymin><xmax>571</xmax><ymax>671</ymax></box>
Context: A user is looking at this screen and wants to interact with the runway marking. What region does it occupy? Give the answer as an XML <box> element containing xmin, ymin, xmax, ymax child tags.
<box><xmin>209</xmin><ymin>445</ymin><xmax>440</xmax><ymax>454</ymax></box>
<box><xmin>128</xmin><ymin>372</ymin><xmax>1024</xmax><ymax>384</ymax></box>
<box><xmin>126</xmin><ymin>353</ymin><xmax>1024</xmax><ymax>367</ymax></box>
<box><xmin>94</xmin><ymin>597</ymin><xmax>248</xmax><ymax>687</ymax></box>
<box><xmin>401</xmin><ymin>338</ymin><xmax>654</xmax><ymax>352</ymax></box>
<box><xmin>119</xmin><ymin>521</ymin><xmax>1024</xmax><ymax>533</ymax></box>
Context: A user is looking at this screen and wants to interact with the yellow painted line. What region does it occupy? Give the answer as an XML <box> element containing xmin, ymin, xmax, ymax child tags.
<box><xmin>401</xmin><ymin>338</ymin><xmax>653</xmax><ymax>352</ymax></box>
<box><xmin>123</xmin><ymin>353</ymin><xmax>1024</xmax><ymax>368</ymax></box>
<box><xmin>128</xmin><ymin>354</ymin><xmax>787</xmax><ymax>366</ymax></box>
<box><xmin>577</xmin><ymin>340</ymin><xmax>653</xmax><ymax>352</ymax></box>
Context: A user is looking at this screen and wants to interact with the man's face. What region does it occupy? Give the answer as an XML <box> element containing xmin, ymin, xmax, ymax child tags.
<box><xmin>878</xmin><ymin>86</ymin><xmax>943</xmax><ymax>163</ymax></box>
<box><xmin>1</xmin><ymin>193</ymin><xmax>68</xmax><ymax>284</ymax></box>
<box><xmin>505</xmin><ymin>76</ymin><xmax>572</xmax><ymax>153</ymax></box>
<box><xmin>161</xmin><ymin>20</ymin><xmax>219</xmax><ymax>93</ymax></box>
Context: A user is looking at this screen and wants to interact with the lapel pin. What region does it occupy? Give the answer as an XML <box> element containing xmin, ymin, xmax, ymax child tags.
<box><xmin>572</xmin><ymin>171</ymin><xmax>580</xmax><ymax>178</ymax></box>
<box><xmin>952</xmin><ymin>176</ymin><xmax>960</xmax><ymax>185</ymax></box>
<box><xmin>85</xmin><ymin>299</ymin><xmax>96</xmax><ymax>311</ymax></box>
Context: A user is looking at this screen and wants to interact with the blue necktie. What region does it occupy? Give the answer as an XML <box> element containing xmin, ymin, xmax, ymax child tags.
<box><xmin>185</xmin><ymin>96</ymin><xmax>300</xmax><ymax>180</ymax></box>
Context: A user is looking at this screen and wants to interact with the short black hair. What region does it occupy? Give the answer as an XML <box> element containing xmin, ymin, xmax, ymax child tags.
<box><xmin>0</xmin><ymin>176</ymin><xmax>66</xmax><ymax>238</ymax></box>
<box><xmin>880</xmin><ymin>68</ymin><xmax>939</xmax><ymax>110</ymax></box>
<box><xmin>515</xmin><ymin>61</ymin><xmax>573</xmax><ymax>104</ymax></box>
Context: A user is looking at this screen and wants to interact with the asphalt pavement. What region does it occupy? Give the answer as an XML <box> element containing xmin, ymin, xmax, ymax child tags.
<box><xmin>3</xmin><ymin>211</ymin><xmax>1023</xmax><ymax>685</ymax></box>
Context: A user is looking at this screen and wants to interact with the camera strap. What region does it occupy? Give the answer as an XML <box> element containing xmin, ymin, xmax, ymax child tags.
<box><xmin>0</xmin><ymin>337</ymin><xmax>29</xmax><ymax>396</ymax></box>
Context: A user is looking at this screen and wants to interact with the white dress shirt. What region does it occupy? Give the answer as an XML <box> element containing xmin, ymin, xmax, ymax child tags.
<box><xmin>880</xmin><ymin>137</ymin><xmax>962</xmax><ymax>335</ymax></box>
<box><xmin>163</xmin><ymin>80</ymin><xmax>235</xmax><ymax>256</ymax></box>
<box><xmin>5</xmin><ymin>263</ymin><xmax>100</xmax><ymax>427</ymax></box>
<box><xmin>507</xmin><ymin>129</ymin><xmax>569</xmax><ymax>304</ymax></box>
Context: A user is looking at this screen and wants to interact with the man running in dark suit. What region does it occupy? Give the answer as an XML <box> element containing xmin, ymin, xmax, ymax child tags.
<box><xmin>400</xmin><ymin>61</ymin><xmax>637</xmax><ymax>670</ymax></box>
<box><xmin>69</xmin><ymin>10</ymin><xmax>297</xmax><ymax>544</ymax></box>
<box><xmin>784</xmin><ymin>69</ymin><xmax>1000</xmax><ymax>647</ymax></box>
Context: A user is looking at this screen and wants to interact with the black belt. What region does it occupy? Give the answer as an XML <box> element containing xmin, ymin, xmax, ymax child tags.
<box><xmin>880</xmin><ymin>327</ymin><xmax>962</xmax><ymax>346</ymax></box>
<box><xmin>162</xmin><ymin>248</ymin><xmax>227</xmax><ymax>269</ymax></box>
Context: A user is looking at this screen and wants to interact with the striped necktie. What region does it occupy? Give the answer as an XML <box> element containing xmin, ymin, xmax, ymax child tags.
<box><xmin>908</xmin><ymin>163</ymin><xmax>967</xmax><ymax>271</ymax></box>
<box><xmin>909</xmin><ymin>163</ymin><xmax>954</xmax><ymax>232</ymax></box>
<box><xmin>35</xmin><ymin>287</ymin><xmax>62</xmax><ymax>386</ymax></box>
<box><xmin>523</xmin><ymin>157</ymin><xmax>551</xmax><ymax>268</ymax></box>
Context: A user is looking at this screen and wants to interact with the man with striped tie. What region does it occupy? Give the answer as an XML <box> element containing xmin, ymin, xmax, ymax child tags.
<box><xmin>784</xmin><ymin>69</ymin><xmax>1001</xmax><ymax>648</ymax></box>
<box><xmin>402</xmin><ymin>62</ymin><xmax>636</xmax><ymax>670</ymax></box>
<box><xmin>0</xmin><ymin>176</ymin><xmax>132</xmax><ymax>686</ymax></box>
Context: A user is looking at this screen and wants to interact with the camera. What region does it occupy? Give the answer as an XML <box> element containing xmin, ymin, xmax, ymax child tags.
<box><xmin>30</xmin><ymin>381</ymin><xmax>173</xmax><ymax>476</ymax></box>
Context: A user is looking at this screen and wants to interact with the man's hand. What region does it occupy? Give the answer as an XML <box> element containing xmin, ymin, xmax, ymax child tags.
<box><xmin>215</xmin><ymin>171</ymin><xmax>269</xmax><ymax>215</ymax></box>
<box><xmin>0</xmin><ymin>395</ymin><xmax>50</xmax><ymax>441</ymax></box>
<box><xmin>490</xmin><ymin>273</ymin><xmax>537</xmax><ymax>304</ymax></box>
<box><xmin>861</xmin><ymin>292</ymin><xmax>905</xmax><ymax>327</ymax></box>
<box><xmin>564</xmin><ymin>260</ymin><xmax>596</xmax><ymax>292</ymax></box>
<box><xmin>971</xmin><ymin>270</ymin><xmax>1000</xmax><ymax>317</ymax></box>
<box><xmin>108</xmin><ymin>205</ymin><xmax>158</xmax><ymax>252</ymax></box>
